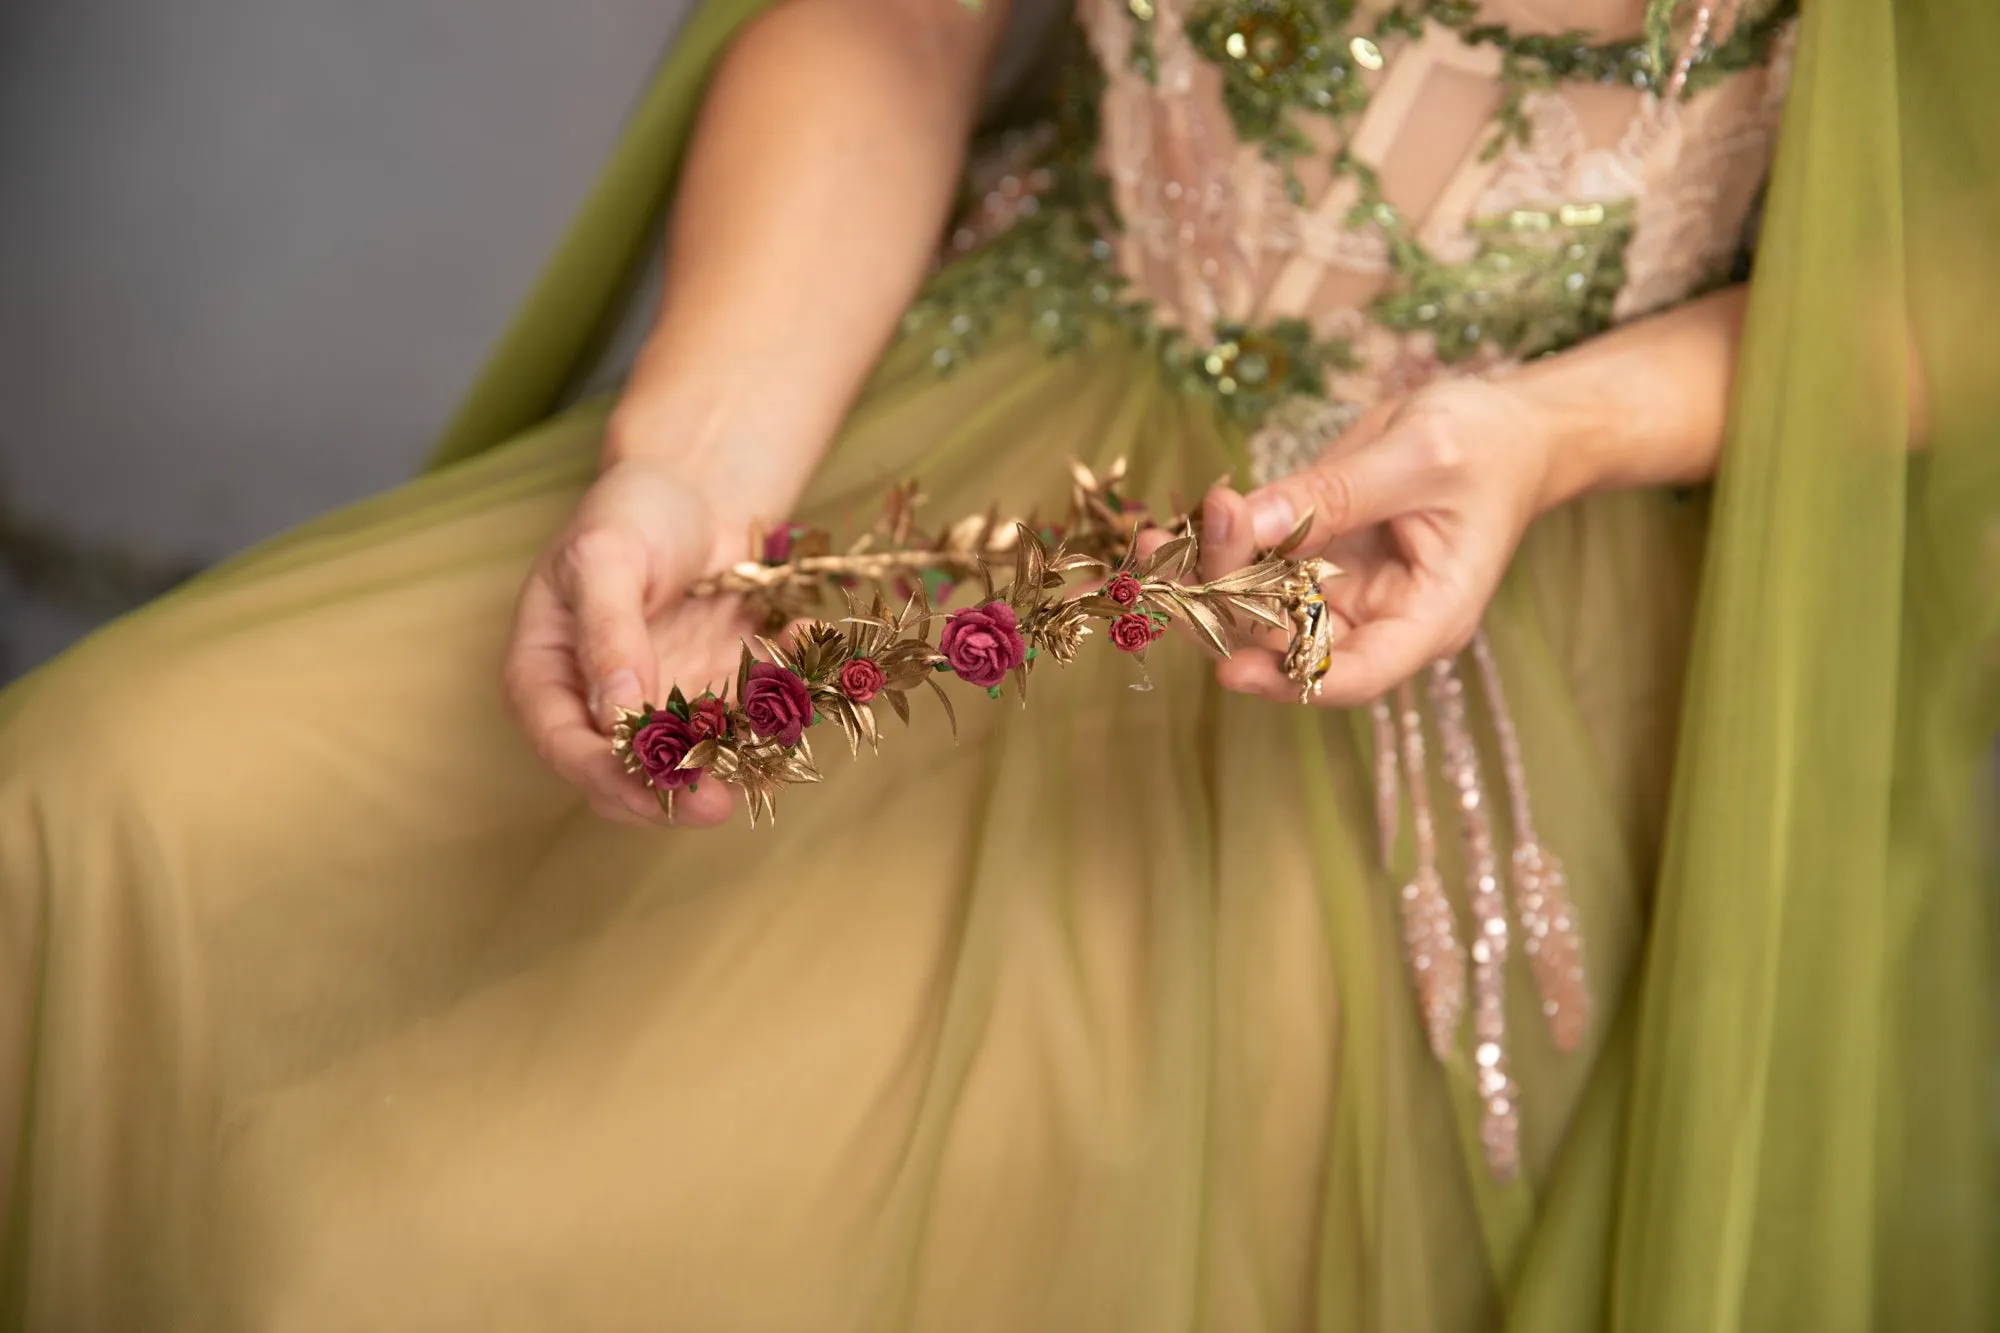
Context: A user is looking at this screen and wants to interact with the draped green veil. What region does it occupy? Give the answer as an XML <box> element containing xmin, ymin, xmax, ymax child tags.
<box><xmin>427</xmin><ymin>1</ymin><xmax>1998</xmax><ymax>1326</ymax></box>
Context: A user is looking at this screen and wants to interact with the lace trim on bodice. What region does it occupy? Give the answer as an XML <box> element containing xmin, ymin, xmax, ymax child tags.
<box><xmin>902</xmin><ymin>1</ymin><xmax>1795</xmax><ymax>484</ymax></box>
<box><xmin>1078</xmin><ymin>1</ymin><xmax>1793</xmax><ymax>453</ymax></box>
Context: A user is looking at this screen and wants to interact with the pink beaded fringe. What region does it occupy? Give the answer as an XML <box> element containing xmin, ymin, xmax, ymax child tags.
<box><xmin>1390</xmin><ymin>684</ymin><xmax>1467</xmax><ymax>1062</ymax></box>
<box><xmin>1429</xmin><ymin>659</ymin><xmax>1520</xmax><ymax>1179</ymax></box>
<box><xmin>1373</xmin><ymin>632</ymin><xmax>1591</xmax><ymax>1180</ymax></box>
<box><xmin>1663</xmin><ymin>0</ymin><xmax>1744</xmax><ymax>103</ymax></box>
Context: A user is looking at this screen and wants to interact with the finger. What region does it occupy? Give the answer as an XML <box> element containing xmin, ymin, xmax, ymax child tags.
<box><xmin>668</xmin><ymin>780</ymin><xmax>737</xmax><ymax>828</ymax></box>
<box><xmin>1302</xmin><ymin>614</ymin><xmax>1464</xmax><ymax>709</ymax></box>
<box><xmin>504</xmin><ymin>576</ymin><xmax>673</xmax><ymax>826</ymax></box>
<box><xmin>1196</xmin><ymin>485</ymin><xmax>1255</xmax><ymax>581</ymax></box>
<box><xmin>1215</xmin><ymin>645</ymin><xmax>1287</xmax><ymax>695</ymax></box>
<box><xmin>1213</xmin><ymin>594</ymin><xmax>1357</xmax><ymax>697</ymax></box>
<box><xmin>556</xmin><ymin>528</ymin><xmax>666</xmax><ymax>727</ymax></box>
<box><xmin>1243</xmin><ymin>427</ymin><xmax>1448</xmax><ymax>551</ymax></box>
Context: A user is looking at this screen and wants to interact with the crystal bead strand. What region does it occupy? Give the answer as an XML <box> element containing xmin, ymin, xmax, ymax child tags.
<box><xmin>1392</xmin><ymin>682</ymin><xmax>1466</xmax><ymax>1061</ymax></box>
<box><xmin>1428</xmin><ymin>658</ymin><xmax>1520</xmax><ymax>1180</ymax></box>
<box><xmin>1470</xmin><ymin>630</ymin><xmax>1590</xmax><ymax>1053</ymax></box>
<box><xmin>1662</xmin><ymin>0</ymin><xmax>1741</xmax><ymax>103</ymax></box>
<box><xmin>1371</xmin><ymin>697</ymin><xmax>1400</xmax><ymax>866</ymax></box>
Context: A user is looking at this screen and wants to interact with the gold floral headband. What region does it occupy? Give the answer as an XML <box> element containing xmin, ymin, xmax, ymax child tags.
<box><xmin>611</xmin><ymin>461</ymin><xmax>1340</xmax><ymax>824</ymax></box>
<box><xmin>610</xmin><ymin>460</ymin><xmax>1593</xmax><ymax>1183</ymax></box>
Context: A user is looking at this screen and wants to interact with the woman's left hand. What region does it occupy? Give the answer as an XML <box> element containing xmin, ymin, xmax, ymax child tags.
<box><xmin>1198</xmin><ymin>378</ymin><xmax>1567</xmax><ymax>707</ymax></box>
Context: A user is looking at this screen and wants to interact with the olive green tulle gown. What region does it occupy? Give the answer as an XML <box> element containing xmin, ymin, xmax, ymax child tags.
<box><xmin>0</xmin><ymin>1</ymin><xmax>1993</xmax><ymax>1329</ymax></box>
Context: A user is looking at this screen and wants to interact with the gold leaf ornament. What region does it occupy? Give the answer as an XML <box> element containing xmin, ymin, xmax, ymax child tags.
<box><xmin>615</xmin><ymin>465</ymin><xmax>1343</xmax><ymax>823</ymax></box>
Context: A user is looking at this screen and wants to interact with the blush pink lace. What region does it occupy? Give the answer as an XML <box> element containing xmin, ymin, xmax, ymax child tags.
<box><xmin>1077</xmin><ymin>0</ymin><xmax>1795</xmax><ymax>481</ymax></box>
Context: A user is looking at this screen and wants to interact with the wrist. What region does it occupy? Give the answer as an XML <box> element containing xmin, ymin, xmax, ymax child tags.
<box><xmin>601</xmin><ymin>382</ymin><xmax>820</xmax><ymax>536</ymax></box>
<box><xmin>1507</xmin><ymin>372</ymin><xmax>1607</xmax><ymax>517</ymax></box>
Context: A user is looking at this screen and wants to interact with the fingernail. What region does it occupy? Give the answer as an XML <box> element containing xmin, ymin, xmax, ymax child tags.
<box><xmin>1249</xmin><ymin>493</ymin><xmax>1297</xmax><ymax>547</ymax></box>
<box><xmin>593</xmin><ymin>669</ymin><xmax>640</xmax><ymax>725</ymax></box>
<box><xmin>1202</xmin><ymin>492</ymin><xmax>1232</xmax><ymax>544</ymax></box>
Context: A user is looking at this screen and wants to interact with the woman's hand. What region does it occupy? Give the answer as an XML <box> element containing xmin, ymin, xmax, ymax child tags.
<box><xmin>1198</xmin><ymin>379</ymin><xmax>1563</xmax><ymax>707</ymax></box>
<box><xmin>502</xmin><ymin>455</ymin><xmax>761</xmax><ymax>829</ymax></box>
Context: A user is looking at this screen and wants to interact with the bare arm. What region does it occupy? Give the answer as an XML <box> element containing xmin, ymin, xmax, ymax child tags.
<box><xmin>503</xmin><ymin>0</ymin><xmax>1009</xmax><ymax>827</ymax></box>
<box><xmin>1520</xmin><ymin>283</ymin><xmax>1929</xmax><ymax>513</ymax></box>
<box><xmin>1215</xmin><ymin>281</ymin><xmax>1931</xmax><ymax>706</ymax></box>
<box><xmin>603</xmin><ymin>0</ymin><xmax>1010</xmax><ymax>516</ymax></box>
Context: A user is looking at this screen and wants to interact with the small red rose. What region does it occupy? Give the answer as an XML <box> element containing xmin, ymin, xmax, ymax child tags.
<box><xmin>1104</xmin><ymin>572</ymin><xmax>1142</xmax><ymax>607</ymax></box>
<box><xmin>740</xmin><ymin>661</ymin><xmax>813</xmax><ymax>746</ymax></box>
<box><xmin>1110</xmin><ymin>612</ymin><xmax>1164</xmax><ymax>654</ymax></box>
<box><xmin>941</xmin><ymin>602</ymin><xmax>1028</xmax><ymax>688</ymax></box>
<box><xmin>762</xmin><ymin>525</ymin><xmax>794</xmax><ymax>565</ymax></box>
<box><xmin>839</xmin><ymin>658</ymin><xmax>885</xmax><ymax>704</ymax></box>
<box><xmin>630</xmin><ymin>712</ymin><xmax>703</xmax><ymax>790</ymax></box>
<box><xmin>688</xmin><ymin>696</ymin><xmax>730</xmax><ymax>740</ymax></box>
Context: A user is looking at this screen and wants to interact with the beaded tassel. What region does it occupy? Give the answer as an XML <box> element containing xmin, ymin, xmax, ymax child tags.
<box><xmin>1429</xmin><ymin>659</ymin><xmax>1520</xmax><ymax>1180</ymax></box>
<box><xmin>1371</xmin><ymin>697</ymin><xmax>1400</xmax><ymax>865</ymax></box>
<box><xmin>1470</xmin><ymin>631</ymin><xmax>1590</xmax><ymax>1053</ymax></box>
<box><xmin>1369</xmin><ymin>636</ymin><xmax>1594</xmax><ymax>1180</ymax></box>
<box><xmin>1662</xmin><ymin>0</ymin><xmax>1742</xmax><ymax>102</ymax></box>
<box><xmin>1391</xmin><ymin>682</ymin><xmax>1467</xmax><ymax>1061</ymax></box>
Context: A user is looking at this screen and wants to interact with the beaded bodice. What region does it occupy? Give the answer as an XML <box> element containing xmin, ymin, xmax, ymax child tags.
<box><xmin>909</xmin><ymin>0</ymin><xmax>1796</xmax><ymax>480</ymax></box>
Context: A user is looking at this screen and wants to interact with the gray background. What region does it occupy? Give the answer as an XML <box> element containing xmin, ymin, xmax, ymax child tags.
<box><xmin>0</xmin><ymin>0</ymin><xmax>1068</xmax><ymax>680</ymax></box>
<box><xmin>0</xmin><ymin>0</ymin><xmax>698</xmax><ymax>675</ymax></box>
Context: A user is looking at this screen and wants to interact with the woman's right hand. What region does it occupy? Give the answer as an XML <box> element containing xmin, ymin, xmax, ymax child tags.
<box><xmin>501</xmin><ymin>454</ymin><xmax>762</xmax><ymax>829</ymax></box>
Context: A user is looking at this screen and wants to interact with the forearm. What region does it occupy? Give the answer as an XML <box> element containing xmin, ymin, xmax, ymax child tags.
<box><xmin>1513</xmin><ymin>286</ymin><xmax>1750</xmax><ymax>511</ymax></box>
<box><xmin>604</xmin><ymin>0</ymin><xmax>1006</xmax><ymax>513</ymax></box>
<box><xmin>1519</xmin><ymin>283</ymin><xmax>1931</xmax><ymax>513</ymax></box>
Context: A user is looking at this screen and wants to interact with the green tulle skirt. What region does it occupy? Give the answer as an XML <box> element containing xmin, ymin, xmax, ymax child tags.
<box><xmin>0</xmin><ymin>1</ymin><xmax>1992</xmax><ymax>1329</ymax></box>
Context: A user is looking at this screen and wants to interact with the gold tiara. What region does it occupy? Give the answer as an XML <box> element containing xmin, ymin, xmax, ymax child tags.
<box><xmin>611</xmin><ymin>461</ymin><xmax>1340</xmax><ymax>825</ymax></box>
<box><xmin>611</xmin><ymin>459</ymin><xmax>1593</xmax><ymax>1184</ymax></box>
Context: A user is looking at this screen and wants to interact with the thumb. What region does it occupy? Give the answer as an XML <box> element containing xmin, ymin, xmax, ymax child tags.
<box><xmin>557</xmin><ymin>527</ymin><xmax>675</xmax><ymax>729</ymax></box>
<box><xmin>1244</xmin><ymin>435</ymin><xmax>1424</xmax><ymax>552</ymax></box>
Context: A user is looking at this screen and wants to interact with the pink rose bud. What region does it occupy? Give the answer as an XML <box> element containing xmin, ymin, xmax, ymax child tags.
<box><xmin>762</xmin><ymin>526</ymin><xmax>794</xmax><ymax>565</ymax></box>
<box><xmin>688</xmin><ymin>696</ymin><xmax>730</xmax><ymax>740</ymax></box>
<box><xmin>1104</xmin><ymin>572</ymin><xmax>1143</xmax><ymax>607</ymax></box>
<box><xmin>839</xmin><ymin>658</ymin><xmax>886</xmax><ymax>704</ymax></box>
<box><xmin>1109</xmin><ymin>612</ymin><xmax>1163</xmax><ymax>654</ymax></box>
<box><xmin>631</xmin><ymin>712</ymin><xmax>703</xmax><ymax>789</ymax></box>
<box><xmin>739</xmin><ymin>662</ymin><xmax>813</xmax><ymax>747</ymax></box>
<box><xmin>940</xmin><ymin>602</ymin><xmax>1028</xmax><ymax>688</ymax></box>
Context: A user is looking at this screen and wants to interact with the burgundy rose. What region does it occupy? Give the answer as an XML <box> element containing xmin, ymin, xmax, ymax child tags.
<box><xmin>1104</xmin><ymin>572</ymin><xmax>1142</xmax><ymax>608</ymax></box>
<box><xmin>688</xmin><ymin>696</ymin><xmax>730</xmax><ymax>741</ymax></box>
<box><xmin>630</xmin><ymin>712</ymin><xmax>703</xmax><ymax>790</ymax></box>
<box><xmin>839</xmin><ymin>658</ymin><xmax>885</xmax><ymax>704</ymax></box>
<box><xmin>762</xmin><ymin>525</ymin><xmax>794</xmax><ymax>565</ymax></box>
<box><xmin>941</xmin><ymin>602</ymin><xmax>1028</xmax><ymax>687</ymax></box>
<box><xmin>740</xmin><ymin>661</ymin><xmax>813</xmax><ymax>746</ymax></box>
<box><xmin>1110</xmin><ymin>612</ymin><xmax>1164</xmax><ymax>654</ymax></box>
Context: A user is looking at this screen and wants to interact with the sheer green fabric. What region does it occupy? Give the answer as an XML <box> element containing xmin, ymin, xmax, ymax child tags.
<box><xmin>429</xmin><ymin>0</ymin><xmax>1998</xmax><ymax>1325</ymax></box>
<box><xmin>0</xmin><ymin>0</ymin><xmax>1988</xmax><ymax>1327</ymax></box>
<box><xmin>425</xmin><ymin>0</ymin><xmax>787</xmax><ymax>469</ymax></box>
<box><xmin>1590</xmin><ymin>2</ymin><xmax>1999</xmax><ymax>1327</ymax></box>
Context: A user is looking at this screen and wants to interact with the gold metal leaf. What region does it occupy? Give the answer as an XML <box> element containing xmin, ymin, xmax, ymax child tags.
<box><xmin>1135</xmin><ymin>534</ymin><xmax>1196</xmax><ymax>582</ymax></box>
<box><xmin>1161</xmin><ymin>586</ymin><xmax>1231</xmax><ymax>656</ymax></box>
<box><xmin>1273</xmin><ymin>507</ymin><xmax>1316</xmax><ymax>558</ymax></box>
<box><xmin>826</xmin><ymin>696</ymin><xmax>862</xmax><ymax>758</ymax></box>
<box><xmin>923</xmin><ymin>673</ymin><xmax>959</xmax><ymax>736</ymax></box>
<box><xmin>753</xmin><ymin>634</ymin><xmax>796</xmax><ymax>675</ymax></box>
